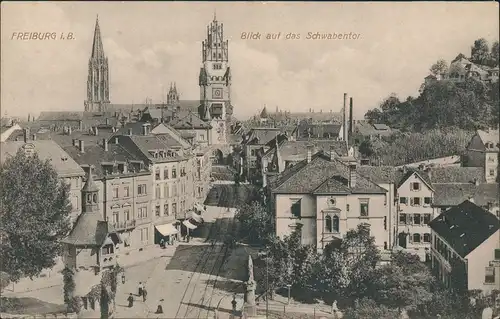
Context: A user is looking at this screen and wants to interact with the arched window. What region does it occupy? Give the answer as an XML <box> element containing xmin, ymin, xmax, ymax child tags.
<box><xmin>413</xmin><ymin>233</ymin><xmax>421</xmax><ymax>243</ymax></box>
<box><xmin>87</xmin><ymin>194</ymin><xmax>92</xmax><ymax>204</ymax></box>
<box><xmin>332</xmin><ymin>215</ymin><xmax>339</xmax><ymax>232</ymax></box>
<box><xmin>93</xmin><ymin>194</ymin><xmax>98</xmax><ymax>203</ymax></box>
<box><xmin>325</xmin><ymin>215</ymin><xmax>332</xmax><ymax>233</ymax></box>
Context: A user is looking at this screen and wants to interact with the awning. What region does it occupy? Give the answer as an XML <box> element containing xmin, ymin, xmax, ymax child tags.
<box><xmin>191</xmin><ymin>212</ymin><xmax>203</xmax><ymax>223</ymax></box>
<box><xmin>183</xmin><ymin>220</ymin><xmax>197</xmax><ymax>230</ymax></box>
<box><xmin>155</xmin><ymin>223</ymin><xmax>179</xmax><ymax>236</ymax></box>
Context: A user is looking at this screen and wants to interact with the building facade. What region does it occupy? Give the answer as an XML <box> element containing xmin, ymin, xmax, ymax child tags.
<box><xmin>464</xmin><ymin>129</ymin><xmax>499</xmax><ymax>184</ymax></box>
<box><xmin>429</xmin><ymin>200</ymin><xmax>500</xmax><ymax>294</ymax></box>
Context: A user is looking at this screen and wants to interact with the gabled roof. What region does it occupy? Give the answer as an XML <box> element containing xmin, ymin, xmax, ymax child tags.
<box><xmin>61</xmin><ymin>212</ymin><xmax>109</xmax><ymax>247</ymax></box>
<box><xmin>431</xmin><ymin>183</ymin><xmax>499</xmax><ymax>207</ymax></box>
<box><xmin>429</xmin><ymin>200</ymin><xmax>500</xmax><ymax>258</ymax></box>
<box><xmin>357</xmin><ymin>166</ymin><xmax>397</xmax><ymax>185</ymax></box>
<box><xmin>117</xmin><ymin>135</ymin><xmax>187</xmax><ymax>163</ymax></box>
<box><xmin>263</xmin><ymin>139</ymin><xmax>348</xmax><ymax>162</ymax></box>
<box><xmin>477</xmin><ymin>129</ymin><xmax>499</xmax><ymax>151</ymax></box>
<box><xmin>244</xmin><ymin>128</ymin><xmax>282</xmax><ymax>146</ymax></box>
<box><xmin>396</xmin><ymin>168</ymin><xmax>433</xmax><ymax>190</ymax></box>
<box><xmin>272</xmin><ymin>151</ymin><xmax>387</xmax><ymax>195</ymax></box>
<box><xmin>0</xmin><ymin>140</ymin><xmax>85</xmax><ymax>177</ymax></box>
<box><xmin>428</xmin><ymin>167</ymin><xmax>485</xmax><ymax>184</ymax></box>
<box><xmin>170</xmin><ymin>112</ymin><xmax>211</xmax><ymax>129</ymax></box>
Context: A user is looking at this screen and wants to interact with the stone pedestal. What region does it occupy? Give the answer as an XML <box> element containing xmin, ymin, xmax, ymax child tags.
<box><xmin>243</xmin><ymin>280</ymin><xmax>257</xmax><ymax>317</ymax></box>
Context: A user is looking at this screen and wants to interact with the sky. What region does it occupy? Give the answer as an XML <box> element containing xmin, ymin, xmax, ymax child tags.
<box><xmin>1</xmin><ymin>2</ymin><xmax>499</xmax><ymax>120</ymax></box>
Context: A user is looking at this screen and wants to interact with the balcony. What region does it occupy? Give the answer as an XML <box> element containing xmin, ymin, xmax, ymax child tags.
<box><xmin>111</xmin><ymin>219</ymin><xmax>136</xmax><ymax>231</ymax></box>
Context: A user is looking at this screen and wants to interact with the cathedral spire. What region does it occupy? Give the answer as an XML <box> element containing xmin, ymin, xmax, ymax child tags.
<box><xmin>91</xmin><ymin>15</ymin><xmax>105</xmax><ymax>59</ymax></box>
<box><xmin>213</xmin><ymin>9</ymin><xmax>217</xmax><ymax>21</ymax></box>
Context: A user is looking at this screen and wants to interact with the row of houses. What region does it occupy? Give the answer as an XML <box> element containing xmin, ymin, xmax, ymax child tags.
<box><xmin>0</xmin><ymin>119</ymin><xmax>214</xmax><ymax>272</ymax></box>
<box><xmin>236</xmin><ymin>127</ymin><xmax>500</xmax><ymax>293</ymax></box>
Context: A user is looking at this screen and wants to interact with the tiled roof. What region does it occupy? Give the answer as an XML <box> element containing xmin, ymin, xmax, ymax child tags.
<box><xmin>38</xmin><ymin>112</ymin><xmax>84</xmax><ymax>121</ymax></box>
<box><xmin>357</xmin><ymin>166</ymin><xmax>397</xmax><ymax>184</ymax></box>
<box><xmin>245</xmin><ymin>128</ymin><xmax>282</xmax><ymax>145</ymax></box>
<box><xmin>269</xmin><ymin>111</ymin><xmax>342</xmax><ymax>123</ymax></box>
<box><xmin>298</xmin><ymin>123</ymin><xmax>342</xmax><ymax>138</ymax></box>
<box><xmin>264</xmin><ymin>139</ymin><xmax>348</xmax><ymax>161</ymax></box>
<box><xmin>432</xmin><ymin>183</ymin><xmax>499</xmax><ymax>207</ymax></box>
<box><xmin>428</xmin><ymin>200</ymin><xmax>500</xmax><ymax>258</ymax></box>
<box><xmin>117</xmin><ymin>135</ymin><xmax>187</xmax><ymax>163</ymax></box>
<box><xmin>477</xmin><ymin>129</ymin><xmax>499</xmax><ymax>151</ymax></box>
<box><xmin>272</xmin><ymin>152</ymin><xmax>387</xmax><ymax>195</ymax></box>
<box><xmin>428</xmin><ymin>167</ymin><xmax>485</xmax><ymax>184</ymax></box>
<box><xmin>170</xmin><ymin>112</ymin><xmax>211</xmax><ymax>129</ymax></box>
<box><xmin>354</xmin><ymin>121</ymin><xmax>393</xmax><ymax>136</ymax></box>
<box><xmin>52</xmin><ymin>130</ymin><xmax>115</xmax><ymax>147</ymax></box>
<box><xmin>63</xmin><ymin>142</ymin><xmax>145</xmax><ymax>179</ymax></box>
<box><xmin>0</xmin><ymin>140</ymin><xmax>85</xmax><ymax>177</ymax></box>
<box><xmin>61</xmin><ymin>212</ymin><xmax>109</xmax><ymax>246</ymax></box>
<box><xmin>395</xmin><ymin>168</ymin><xmax>432</xmax><ymax>189</ymax></box>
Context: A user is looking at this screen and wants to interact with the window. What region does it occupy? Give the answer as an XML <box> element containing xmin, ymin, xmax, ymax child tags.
<box><xmin>138</xmin><ymin>207</ymin><xmax>148</xmax><ymax>219</ymax></box>
<box><xmin>113</xmin><ymin>187</ymin><xmax>119</xmax><ymax>199</ymax></box>
<box><xmin>172</xmin><ymin>168</ymin><xmax>177</xmax><ymax>178</ymax></box>
<box><xmin>423</xmin><ymin>233</ymin><xmax>431</xmax><ymax>243</ymax></box>
<box><xmin>411</xmin><ymin>197</ymin><xmax>421</xmax><ymax>206</ymax></box>
<box><xmin>124</xmin><ymin>186</ymin><xmax>130</xmax><ymax>197</ymax></box>
<box><xmin>102</xmin><ymin>245</ymin><xmax>114</xmax><ymax>255</ymax></box>
<box><xmin>413</xmin><ymin>213</ymin><xmax>421</xmax><ymax>225</ymax></box>
<box><xmin>359</xmin><ymin>199</ymin><xmax>369</xmax><ymax>217</ymax></box>
<box><xmin>399</xmin><ymin>213</ymin><xmax>407</xmax><ymax>225</ymax></box>
<box><xmin>424</xmin><ymin>197</ymin><xmax>432</xmax><ymax>205</ymax></box>
<box><xmin>124</xmin><ymin>210</ymin><xmax>130</xmax><ymax>221</ymax></box>
<box><xmin>200</xmin><ymin>134</ymin><xmax>205</xmax><ymax>140</ymax></box>
<box><xmin>173</xmin><ymin>183</ymin><xmax>178</xmax><ymax>197</ymax></box>
<box><xmin>490</xmin><ymin>169</ymin><xmax>495</xmax><ymax>176</ymax></box>
<box><xmin>155</xmin><ymin>168</ymin><xmax>161</xmax><ymax>180</ymax></box>
<box><xmin>164</xmin><ymin>203</ymin><xmax>169</xmax><ymax>216</ymax></box>
<box><xmin>411</xmin><ymin>182</ymin><xmax>421</xmax><ymax>191</ymax></box>
<box><xmin>332</xmin><ymin>215</ymin><xmax>339</xmax><ymax>232</ymax></box>
<box><xmin>172</xmin><ymin>203</ymin><xmax>177</xmax><ymax>214</ymax></box>
<box><xmin>290</xmin><ymin>199</ymin><xmax>301</xmax><ymax>218</ymax></box>
<box><xmin>165</xmin><ymin>184</ymin><xmax>170</xmax><ymax>198</ymax></box>
<box><xmin>112</xmin><ymin>212</ymin><xmax>119</xmax><ymax>223</ymax></box>
<box><xmin>140</xmin><ymin>228</ymin><xmax>149</xmax><ymax>243</ymax></box>
<box><xmin>138</xmin><ymin>184</ymin><xmax>147</xmax><ymax>195</ymax></box>
<box><xmin>155</xmin><ymin>185</ymin><xmax>161</xmax><ymax>199</ymax></box>
<box><xmin>488</xmin><ymin>155</ymin><xmax>495</xmax><ymax>162</ymax></box>
<box><xmin>346</xmin><ymin>204</ymin><xmax>350</xmax><ymax>212</ymax></box>
<box><xmin>164</xmin><ymin>169</ymin><xmax>169</xmax><ymax>179</ymax></box>
<box><xmin>155</xmin><ymin>205</ymin><xmax>160</xmax><ymax>216</ymax></box>
<box><xmin>325</xmin><ymin>215</ymin><xmax>332</xmax><ymax>233</ymax></box>
<box><xmin>423</xmin><ymin>214</ymin><xmax>431</xmax><ymax>224</ymax></box>
<box><xmin>413</xmin><ymin>233</ymin><xmax>421</xmax><ymax>243</ymax></box>
<box><xmin>485</xmin><ymin>267</ymin><xmax>495</xmax><ymax>284</ymax></box>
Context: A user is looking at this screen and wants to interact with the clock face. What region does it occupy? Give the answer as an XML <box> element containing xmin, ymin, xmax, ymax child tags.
<box><xmin>212</xmin><ymin>88</ymin><xmax>223</xmax><ymax>99</ymax></box>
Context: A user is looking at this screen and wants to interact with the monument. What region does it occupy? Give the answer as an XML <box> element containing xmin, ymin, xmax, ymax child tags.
<box><xmin>242</xmin><ymin>255</ymin><xmax>257</xmax><ymax>317</ymax></box>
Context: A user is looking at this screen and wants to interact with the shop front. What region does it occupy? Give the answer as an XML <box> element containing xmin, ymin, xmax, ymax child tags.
<box><xmin>154</xmin><ymin>223</ymin><xmax>179</xmax><ymax>247</ymax></box>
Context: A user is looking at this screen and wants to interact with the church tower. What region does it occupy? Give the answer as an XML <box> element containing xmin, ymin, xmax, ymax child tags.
<box><xmin>167</xmin><ymin>82</ymin><xmax>180</xmax><ymax>110</ymax></box>
<box><xmin>84</xmin><ymin>16</ymin><xmax>110</xmax><ymax>112</ymax></box>
<box><xmin>82</xmin><ymin>167</ymin><xmax>100</xmax><ymax>213</ymax></box>
<box><xmin>198</xmin><ymin>13</ymin><xmax>232</xmax><ymax>144</ymax></box>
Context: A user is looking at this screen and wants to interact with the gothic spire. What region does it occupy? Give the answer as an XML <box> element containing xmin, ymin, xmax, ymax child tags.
<box><xmin>91</xmin><ymin>15</ymin><xmax>105</xmax><ymax>59</ymax></box>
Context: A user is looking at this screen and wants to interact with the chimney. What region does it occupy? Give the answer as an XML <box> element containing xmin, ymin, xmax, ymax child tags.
<box><xmin>32</xmin><ymin>134</ymin><xmax>37</xmax><ymax>141</ymax></box>
<box><xmin>142</xmin><ymin>124</ymin><xmax>149</xmax><ymax>136</ymax></box>
<box><xmin>128</xmin><ymin>128</ymin><xmax>133</xmax><ymax>136</ymax></box>
<box><xmin>23</xmin><ymin>128</ymin><xmax>29</xmax><ymax>143</ymax></box>
<box><xmin>349</xmin><ymin>97</ymin><xmax>353</xmax><ymax>136</ymax></box>
<box><xmin>94</xmin><ymin>127</ymin><xmax>99</xmax><ymax>136</ymax></box>
<box><xmin>79</xmin><ymin>140</ymin><xmax>85</xmax><ymax>153</ymax></box>
<box><xmin>329</xmin><ymin>145</ymin><xmax>336</xmax><ymax>161</ymax></box>
<box><xmin>115</xmin><ymin>137</ymin><xmax>119</xmax><ymax>144</ymax></box>
<box><xmin>103</xmin><ymin>139</ymin><xmax>108</xmax><ymax>151</ymax></box>
<box><xmin>348</xmin><ymin>162</ymin><xmax>357</xmax><ymax>188</ymax></box>
<box><xmin>72</xmin><ymin>139</ymin><xmax>78</xmax><ymax>147</ymax></box>
<box><xmin>68</xmin><ymin>127</ymin><xmax>72</xmax><ymax>135</ymax></box>
<box><xmin>78</xmin><ymin>120</ymin><xmax>83</xmax><ymax>131</ymax></box>
<box><xmin>343</xmin><ymin>93</ymin><xmax>348</xmax><ymax>146</ymax></box>
<box><xmin>105</xmin><ymin>118</ymin><xmax>109</xmax><ymax>125</ymax></box>
<box><xmin>473</xmin><ymin>178</ymin><xmax>479</xmax><ymax>186</ymax></box>
<box><xmin>306</xmin><ymin>145</ymin><xmax>313</xmax><ymax>163</ymax></box>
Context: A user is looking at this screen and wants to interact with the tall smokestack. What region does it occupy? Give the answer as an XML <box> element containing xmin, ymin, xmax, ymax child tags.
<box><xmin>349</xmin><ymin>97</ymin><xmax>354</xmax><ymax>136</ymax></box>
<box><xmin>343</xmin><ymin>93</ymin><xmax>348</xmax><ymax>146</ymax></box>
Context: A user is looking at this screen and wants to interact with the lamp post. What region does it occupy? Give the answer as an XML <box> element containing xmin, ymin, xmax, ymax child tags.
<box><xmin>286</xmin><ymin>284</ymin><xmax>291</xmax><ymax>305</ymax></box>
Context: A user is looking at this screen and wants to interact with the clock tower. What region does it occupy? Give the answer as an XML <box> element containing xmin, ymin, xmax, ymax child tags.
<box><xmin>198</xmin><ymin>13</ymin><xmax>232</xmax><ymax>144</ymax></box>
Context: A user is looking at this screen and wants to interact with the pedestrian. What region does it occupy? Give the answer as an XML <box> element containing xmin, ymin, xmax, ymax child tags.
<box><xmin>160</xmin><ymin>238</ymin><xmax>165</xmax><ymax>249</ymax></box>
<box><xmin>155</xmin><ymin>301</ymin><xmax>164</xmax><ymax>314</ymax></box>
<box><xmin>127</xmin><ymin>293</ymin><xmax>134</xmax><ymax>308</ymax></box>
<box><xmin>138</xmin><ymin>282</ymin><xmax>143</xmax><ymax>296</ymax></box>
<box><xmin>231</xmin><ymin>295</ymin><xmax>237</xmax><ymax>312</ymax></box>
<box><xmin>142</xmin><ymin>287</ymin><xmax>148</xmax><ymax>302</ymax></box>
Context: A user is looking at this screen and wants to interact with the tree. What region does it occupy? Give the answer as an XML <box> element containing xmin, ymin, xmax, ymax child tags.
<box><xmin>0</xmin><ymin>150</ymin><xmax>71</xmax><ymax>282</ymax></box>
<box><xmin>358</xmin><ymin>140</ymin><xmax>374</xmax><ymax>158</ymax></box>
<box><xmin>430</xmin><ymin>59</ymin><xmax>449</xmax><ymax>76</ymax></box>
<box><xmin>235</xmin><ymin>201</ymin><xmax>274</xmax><ymax>245</ymax></box>
<box><xmin>343</xmin><ymin>298</ymin><xmax>401</xmax><ymax>319</ymax></box>
<box><xmin>491</xmin><ymin>41</ymin><xmax>499</xmax><ymax>67</ymax></box>
<box><xmin>471</xmin><ymin>38</ymin><xmax>490</xmax><ymax>65</ymax></box>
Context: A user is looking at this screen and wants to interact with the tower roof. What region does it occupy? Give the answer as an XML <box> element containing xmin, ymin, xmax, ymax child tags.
<box><xmin>260</xmin><ymin>106</ymin><xmax>269</xmax><ymax>119</ymax></box>
<box><xmin>82</xmin><ymin>166</ymin><xmax>99</xmax><ymax>192</ymax></box>
<box><xmin>91</xmin><ymin>15</ymin><xmax>105</xmax><ymax>59</ymax></box>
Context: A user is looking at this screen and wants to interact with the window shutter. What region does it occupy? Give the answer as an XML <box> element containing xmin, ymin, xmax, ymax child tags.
<box><xmin>409</xmin><ymin>233</ymin><xmax>413</xmax><ymax>243</ymax></box>
<box><xmin>410</xmin><ymin>197</ymin><xmax>414</xmax><ymax>206</ymax></box>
